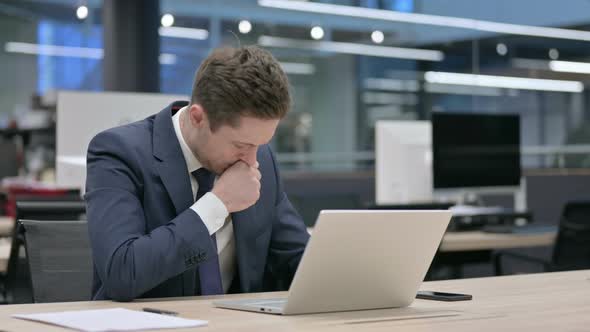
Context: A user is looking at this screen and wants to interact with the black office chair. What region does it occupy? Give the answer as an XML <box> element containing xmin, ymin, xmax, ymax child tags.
<box><xmin>21</xmin><ymin>220</ymin><xmax>93</xmax><ymax>303</ymax></box>
<box><xmin>2</xmin><ymin>200</ymin><xmax>86</xmax><ymax>303</ymax></box>
<box><xmin>494</xmin><ymin>201</ymin><xmax>590</xmax><ymax>275</ymax></box>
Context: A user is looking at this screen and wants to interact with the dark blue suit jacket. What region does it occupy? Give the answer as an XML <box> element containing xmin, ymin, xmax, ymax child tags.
<box><xmin>85</xmin><ymin>101</ymin><xmax>309</xmax><ymax>301</ymax></box>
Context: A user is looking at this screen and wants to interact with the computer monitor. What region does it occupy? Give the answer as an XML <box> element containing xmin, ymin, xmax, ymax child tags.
<box><xmin>432</xmin><ymin>112</ymin><xmax>521</xmax><ymax>190</ymax></box>
<box><xmin>375</xmin><ymin>121</ymin><xmax>433</xmax><ymax>205</ymax></box>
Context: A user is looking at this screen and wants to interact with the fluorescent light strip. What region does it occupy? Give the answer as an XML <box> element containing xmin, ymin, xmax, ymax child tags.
<box><xmin>363</xmin><ymin>78</ymin><xmax>420</xmax><ymax>92</ymax></box>
<box><xmin>5</xmin><ymin>42</ymin><xmax>103</xmax><ymax>58</ymax></box>
<box><xmin>158</xmin><ymin>26</ymin><xmax>209</xmax><ymax>40</ymax></box>
<box><xmin>424</xmin><ymin>82</ymin><xmax>503</xmax><ymax>96</ymax></box>
<box><xmin>362</xmin><ymin>91</ymin><xmax>418</xmax><ymax>105</ymax></box>
<box><xmin>279</xmin><ymin>62</ymin><xmax>316</xmax><ymax>75</ymax></box>
<box><xmin>424</xmin><ymin>71</ymin><xmax>584</xmax><ymax>93</ymax></box>
<box><xmin>549</xmin><ymin>60</ymin><xmax>590</xmax><ymax>74</ymax></box>
<box><xmin>259</xmin><ymin>36</ymin><xmax>444</xmax><ymax>61</ymax></box>
<box><xmin>5</xmin><ymin>42</ymin><xmax>177</xmax><ymax>65</ymax></box>
<box><xmin>259</xmin><ymin>0</ymin><xmax>590</xmax><ymax>42</ymax></box>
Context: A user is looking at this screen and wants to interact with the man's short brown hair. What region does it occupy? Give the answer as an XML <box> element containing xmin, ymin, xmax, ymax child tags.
<box><xmin>191</xmin><ymin>46</ymin><xmax>291</xmax><ymax>131</ymax></box>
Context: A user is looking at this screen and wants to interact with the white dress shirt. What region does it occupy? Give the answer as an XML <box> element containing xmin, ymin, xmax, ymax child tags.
<box><xmin>172</xmin><ymin>106</ymin><xmax>236</xmax><ymax>293</ymax></box>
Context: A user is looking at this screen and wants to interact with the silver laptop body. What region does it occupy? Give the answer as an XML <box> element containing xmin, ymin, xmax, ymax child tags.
<box><xmin>213</xmin><ymin>210</ymin><xmax>452</xmax><ymax>315</ymax></box>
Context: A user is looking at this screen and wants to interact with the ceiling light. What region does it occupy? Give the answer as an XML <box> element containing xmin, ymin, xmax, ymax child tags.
<box><xmin>310</xmin><ymin>26</ymin><xmax>324</xmax><ymax>40</ymax></box>
<box><xmin>259</xmin><ymin>36</ymin><xmax>444</xmax><ymax>61</ymax></box>
<box><xmin>424</xmin><ymin>71</ymin><xmax>583</xmax><ymax>93</ymax></box>
<box><xmin>161</xmin><ymin>13</ymin><xmax>174</xmax><ymax>27</ymax></box>
<box><xmin>371</xmin><ymin>30</ymin><xmax>384</xmax><ymax>44</ymax></box>
<box><xmin>363</xmin><ymin>78</ymin><xmax>420</xmax><ymax>92</ymax></box>
<box><xmin>76</xmin><ymin>5</ymin><xmax>88</xmax><ymax>20</ymax></box>
<box><xmin>4</xmin><ymin>42</ymin><xmax>176</xmax><ymax>65</ymax></box>
<box><xmin>259</xmin><ymin>0</ymin><xmax>590</xmax><ymax>42</ymax></box>
<box><xmin>496</xmin><ymin>43</ymin><xmax>507</xmax><ymax>56</ymax></box>
<box><xmin>158</xmin><ymin>27</ymin><xmax>209</xmax><ymax>40</ymax></box>
<box><xmin>549</xmin><ymin>48</ymin><xmax>559</xmax><ymax>60</ymax></box>
<box><xmin>279</xmin><ymin>62</ymin><xmax>316</xmax><ymax>75</ymax></box>
<box><xmin>549</xmin><ymin>60</ymin><xmax>590</xmax><ymax>74</ymax></box>
<box><xmin>238</xmin><ymin>20</ymin><xmax>252</xmax><ymax>34</ymax></box>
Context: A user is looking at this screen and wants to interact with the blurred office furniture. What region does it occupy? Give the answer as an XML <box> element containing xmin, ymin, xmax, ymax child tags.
<box><xmin>0</xmin><ymin>215</ymin><xmax>12</xmax><ymax>237</ymax></box>
<box><xmin>375</xmin><ymin>121</ymin><xmax>433</xmax><ymax>205</ymax></box>
<box><xmin>21</xmin><ymin>220</ymin><xmax>92</xmax><ymax>303</ymax></box>
<box><xmin>494</xmin><ymin>201</ymin><xmax>590</xmax><ymax>275</ymax></box>
<box><xmin>429</xmin><ymin>221</ymin><xmax>557</xmax><ymax>280</ymax></box>
<box><xmin>284</xmin><ymin>169</ymin><xmax>587</xmax><ymax>277</ymax></box>
<box><xmin>448</xmin><ymin>206</ymin><xmax>533</xmax><ymax>231</ymax></box>
<box><xmin>2</xmin><ymin>183</ymin><xmax>80</xmax><ymax>219</ymax></box>
<box><xmin>374</xmin><ymin>113</ymin><xmax>523</xmax><ymax>212</ymax></box>
<box><xmin>289</xmin><ymin>192</ymin><xmax>362</xmax><ymax>227</ymax></box>
<box><xmin>370</xmin><ymin>202</ymin><xmax>532</xmax><ymax>230</ymax></box>
<box><xmin>284</xmin><ymin>171</ymin><xmax>371</xmax><ymax>227</ymax></box>
<box><xmin>0</xmin><ymin>138</ymin><xmax>19</xmax><ymax>181</ymax></box>
<box><xmin>3</xmin><ymin>199</ymin><xmax>86</xmax><ymax>304</ymax></box>
<box><xmin>56</xmin><ymin>91</ymin><xmax>186</xmax><ymax>190</ymax></box>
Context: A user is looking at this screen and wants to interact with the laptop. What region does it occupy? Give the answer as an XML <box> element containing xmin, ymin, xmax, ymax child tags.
<box><xmin>213</xmin><ymin>210</ymin><xmax>452</xmax><ymax>315</ymax></box>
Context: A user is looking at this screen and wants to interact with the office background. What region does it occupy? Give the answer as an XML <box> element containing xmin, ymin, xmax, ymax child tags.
<box><xmin>0</xmin><ymin>0</ymin><xmax>589</xmax><ymax>300</ymax></box>
<box><xmin>3</xmin><ymin>0</ymin><xmax>590</xmax><ymax>170</ymax></box>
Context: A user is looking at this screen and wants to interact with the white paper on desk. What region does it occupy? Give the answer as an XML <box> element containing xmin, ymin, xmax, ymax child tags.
<box><xmin>12</xmin><ymin>308</ymin><xmax>208</xmax><ymax>332</ymax></box>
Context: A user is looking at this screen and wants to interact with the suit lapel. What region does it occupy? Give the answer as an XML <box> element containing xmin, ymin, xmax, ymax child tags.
<box><xmin>152</xmin><ymin>102</ymin><xmax>193</xmax><ymax>215</ymax></box>
<box><xmin>152</xmin><ymin>101</ymin><xmax>196</xmax><ymax>295</ymax></box>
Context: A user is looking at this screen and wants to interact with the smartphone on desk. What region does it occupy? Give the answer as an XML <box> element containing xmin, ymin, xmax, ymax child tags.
<box><xmin>416</xmin><ymin>290</ymin><xmax>472</xmax><ymax>301</ymax></box>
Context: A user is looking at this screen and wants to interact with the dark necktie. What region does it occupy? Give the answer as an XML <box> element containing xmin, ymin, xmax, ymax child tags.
<box><xmin>192</xmin><ymin>168</ymin><xmax>223</xmax><ymax>295</ymax></box>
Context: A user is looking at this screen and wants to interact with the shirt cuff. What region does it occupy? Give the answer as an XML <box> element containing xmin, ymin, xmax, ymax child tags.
<box><xmin>190</xmin><ymin>192</ymin><xmax>229</xmax><ymax>235</ymax></box>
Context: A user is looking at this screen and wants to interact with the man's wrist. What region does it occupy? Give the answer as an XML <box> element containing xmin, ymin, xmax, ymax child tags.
<box><xmin>211</xmin><ymin>187</ymin><xmax>230</xmax><ymax>211</ymax></box>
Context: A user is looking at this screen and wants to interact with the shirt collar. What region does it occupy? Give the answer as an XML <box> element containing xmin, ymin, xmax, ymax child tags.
<box><xmin>172</xmin><ymin>106</ymin><xmax>203</xmax><ymax>173</ymax></box>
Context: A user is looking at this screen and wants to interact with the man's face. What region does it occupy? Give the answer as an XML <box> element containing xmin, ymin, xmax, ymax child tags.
<box><xmin>186</xmin><ymin>105</ymin><xmax>279</xmax><ymax>174</ymax></box>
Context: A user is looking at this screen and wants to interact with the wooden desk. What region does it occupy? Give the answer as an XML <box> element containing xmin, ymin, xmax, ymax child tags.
<box><xmin>440</xmin><ymin>230</ymin><xmax>557</xmax><ymax>252</ymax></box>
<box><xmin>0</xmin><ymin>270</ymin><xmax>587</xmax><ymax>331</ymax></box>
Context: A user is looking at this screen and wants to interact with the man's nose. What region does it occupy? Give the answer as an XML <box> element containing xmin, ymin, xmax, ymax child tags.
<box><xmin>240</xmin><ymin>147</ymin><xmax>258</xmax><ymax>167</ymax></box>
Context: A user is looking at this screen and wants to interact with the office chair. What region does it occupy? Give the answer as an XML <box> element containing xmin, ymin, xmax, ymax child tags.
<box><xmin>494</xmin><ymin>201</ymin><xmax>590</xmax><ymax>275</ymax></box>
<box><xmin>3</xmin><ymin>200</ymin><xmax>86</xmax><ymax>303</ymax></box>
<box><xmin>20</xmin><ymin>220</ymin><xmax>93</xmax><ymax>303</ymax></box>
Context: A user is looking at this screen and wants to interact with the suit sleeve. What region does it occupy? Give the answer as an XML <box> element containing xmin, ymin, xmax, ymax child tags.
<box><xmin>265</xmin><ymin>146</ymin><xmax>310</xmax><ymax>289</ymax></box>
<box><xmin>85</xmin><ymin>130</ymin><xmax>215</xmax><ymax>301</ymax></box>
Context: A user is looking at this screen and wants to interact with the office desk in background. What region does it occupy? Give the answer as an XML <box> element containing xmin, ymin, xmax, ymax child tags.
<box><xmin>439</xmin><ymin>229</ymin><xmax>556</xmax><ymax>252</ymax></box>
<box><xmin>435</xmin><ymin>228</ymin><xmax>557</xmax><ymax>278</ymax></box>
<box><xmin>0</xmin><ymin>270</ymin><xmax>587</xmax><ymax>331</ymax></box>
<box><xmin>0</xmin><ymin>216</ymin><xmax>14</xmax><ymax>273</ymax></box>
<box><xmin>0</xmin><ymin>216</ymin><xmax>13</xmax><ymax>237</ymax></box>
<box><xmin>0</xmin><ymin>237</ymin><xmax>9</xmax><ymax>273</ymax></box>
<box><xmin>307</xmin><ymin>227</ymin><xmax>557</xmax><ymax>252</ymax></box>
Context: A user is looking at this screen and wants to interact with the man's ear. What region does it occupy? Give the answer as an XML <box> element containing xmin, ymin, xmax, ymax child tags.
<box><xmin>188</xmin><ymin>104</ymin><xmax>207</xmax><ymax>128</ymax></box>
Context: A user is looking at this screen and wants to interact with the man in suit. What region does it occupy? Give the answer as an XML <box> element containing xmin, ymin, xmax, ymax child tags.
<box><xmin>85</xmin><ymin>46</ymin><xmax>310</xmax><ymax>301</ymax></box>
